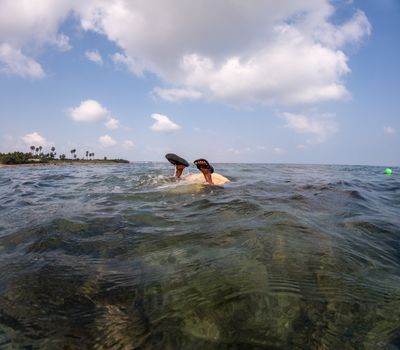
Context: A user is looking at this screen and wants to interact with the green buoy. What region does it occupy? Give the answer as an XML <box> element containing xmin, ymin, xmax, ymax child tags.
<box><xmin>384</xmin><ymin>168</ymin><xmax>392</xmax><ymax>175</ymax></box>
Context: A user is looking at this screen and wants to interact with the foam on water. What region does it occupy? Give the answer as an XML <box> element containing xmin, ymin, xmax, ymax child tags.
<box><xmin>0</xmin><ymin>162</ymin><xmax>399</xmax><ymax>349</ymax></box>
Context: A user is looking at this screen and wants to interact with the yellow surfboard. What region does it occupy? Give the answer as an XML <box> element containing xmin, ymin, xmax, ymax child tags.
<box><xmin>183</xmin><ymin>173</ymin><xmax>230</xmax><ymax>185</ymax></box>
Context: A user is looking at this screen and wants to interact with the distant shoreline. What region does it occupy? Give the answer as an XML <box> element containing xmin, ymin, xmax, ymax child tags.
<box><xmin>0</xmin><ymin>160</ymin><xmax>129</xmax><ymax>168</ymax></box>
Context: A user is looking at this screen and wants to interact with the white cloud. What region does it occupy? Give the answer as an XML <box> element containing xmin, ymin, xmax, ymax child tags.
<box><xmin>104</xmin><ymin>118</ymin><xmax>120</xmax><ymax>130</ymax></box>
<box><xmin>111</xmin><ymin>52</ymin><xmax>144</xmax><ymax>76</ymax></box>
<box><xmin>0</xmin><ymin>0</ymin><xmax>72</xmax><ymax>46</ymax></box>
<box><xmin>296</xmin><ymin>144</ymin><xmax>308</xmax><ymax>150</ymax></box>
<box><xmin>0</xmin><ymin>1</ymin><xmax>370</xmax><ymax>105</ymax></box>
<box><xmin>85</xmin><ymin>50</ymin><xmax>103</xmax><ymax>64</ymax></box>
<box><xmin>21</xmin><ymin>132</ymin><xmax>47</xmax><ymax>147</ymax></box>
<box><xmin>273</xmin><ymin>147</ymin><xmax>285</xmax><ymax>154</ymax></box>
<box><xmin>384</xmin><ymin>126</ymin><xmax>396</xmax><ymax>135</ymax></box>
<box><xmin>0</xmin><ymin>0</ymin><xmax>73</xmax><ymax>77</ymax></box>
<box><xmin>67</xmin><ymin>100</ymin><xmax>121</xmax><ymax>129</ymax></box>
<box><xmin>67</xmin><ymin>99</ymin><xmax>110</xmax><ymax>122</ymax></box>
<box><xmin>76</xmin><ymin>0</ymin><xmax>369</xmax><ymax>106</ymax></box>
<box><xmin>0</xmin><ymin>43</ymin><xmax>45</xmax><ymax>78</ymax></box>
<box><xmin>150</xmin><ymin>114</ymin><xmax>181</xmax><ymax>132</ymax></box>
<box><xmin>123</xmin><ymin>140</ymin><xmax>135</xmax><ymax>148</ymax></box>
<box><xmin>228</xmin><ymin>146</ymin><xmax>268</xmax><ymax>155</ymax></box>
<box><xmin>180</xmin><ymin>47</ymin><xmax>349</xmax><ymax>105</ymax></box>
<box><xmin>281</xmin><ymin>112</ymin><xmax>337</xmax><ymax>143</ymax></box>
<box><xmin>313</xmin><ymin>10</ymin><xmax>371</xmax><ymax>48</ymax></box>
<box><xmin>228</xmin><ymin>147</ymin><xmax>253</xmax><ymax>155</ymax></box>
<box><xmin>152</xmin><ymin>87</ymin><xmax>202</xmax><ymax>102</ymax></box>
<box><xmin>99</xmin><ymin>135</ymin><xmax>117</xmax><ymax>147</ymax></box>
<box><xmin>227</xmin><ymin>148</ymin><xmax>241</xmax><ymax>155</ymax></box>
<box><xmin>52</xmin><ymin>33</ymin><xmax>71</xmax><ymax>51</ymax></box>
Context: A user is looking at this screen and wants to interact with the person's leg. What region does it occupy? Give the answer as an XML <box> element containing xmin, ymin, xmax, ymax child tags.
<box><xmin>165</xmin><ymin>154</ymin><xmax>189</xmax><ymax>178</ymax></box>
<box><xmin>175</xmin><ymin>164</ymin><xmax>186</xmax><ymax>178</ymax></box>
<box><xmin>193</xmin><ymin>159</ymin><xmax>214</xmax><ymax>184</ymax></box>
<box><xmin>199</xmin><ymin>167</ymin><xmax>213</xmax><ymax>184</ymax></box>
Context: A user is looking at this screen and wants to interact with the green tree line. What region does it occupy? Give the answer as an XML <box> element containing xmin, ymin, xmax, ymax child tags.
<box><xmin>0</xmin><ymin>146</ymin><xmax>127</xmax><ymax>164</ymax></box>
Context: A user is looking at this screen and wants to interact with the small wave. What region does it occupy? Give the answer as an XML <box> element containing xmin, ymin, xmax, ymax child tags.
<box><xmin>138</xmin><ymin>174</ymin><xmax>175</xmax><ymax>188</ymax></box>
<box><xmin>268</xmin><ymin>275</ymin><xmax>302</xmax><ymax>297</ymax></box>
<box><xmin>0</xmin><ymin>177</ymin><xmax>12</xmax><ymax>185</ymax></box>
<box><xmin>1</xmin><ymin>163</ymin><xmax>400</xmax><ymax>349</ymax></box>
<box><xmin>345</xmin><ymin>189</ymin><xmax>367</xmax><ymax>201</ymax></box>
<box><xmin>40</xmin><ymin>174</ymin><xmax>76</xmax><ymax>181</ymax></box>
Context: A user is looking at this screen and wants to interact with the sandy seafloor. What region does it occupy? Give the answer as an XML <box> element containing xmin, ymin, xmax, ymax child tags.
<box><xmin>0</xmin><ymin>162</ymin><xmax>399</xmax><ymax>349</ymax></box>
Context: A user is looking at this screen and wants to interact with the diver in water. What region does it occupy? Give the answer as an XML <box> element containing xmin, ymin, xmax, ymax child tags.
<box><xmin>165</xmin><ymin>153</ymin><xmax>216</xmax><ymax>185</ymax></box>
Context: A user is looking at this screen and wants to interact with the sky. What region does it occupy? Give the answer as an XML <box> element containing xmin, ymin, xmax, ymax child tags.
<box><xmin>0</xmin><ymin>0</ymin><xmax>399</xmax><ymax>165</ymax></box>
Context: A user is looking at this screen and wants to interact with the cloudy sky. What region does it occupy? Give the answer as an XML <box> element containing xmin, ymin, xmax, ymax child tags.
<box><xmin>0</xmin><ymin>0</ymin><xmax>398</xmax><ymax>165</ymax></box>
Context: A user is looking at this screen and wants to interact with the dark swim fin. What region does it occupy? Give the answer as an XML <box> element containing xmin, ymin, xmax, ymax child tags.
<box><xmin>165</xmin><ymin>153</ymin><xmax>189</xmax><ymax>167</ymax></box>
<box><xmin>193</xmin><ymin>158</ymin><xmax>214</xmax><ymax>174</ymax></box>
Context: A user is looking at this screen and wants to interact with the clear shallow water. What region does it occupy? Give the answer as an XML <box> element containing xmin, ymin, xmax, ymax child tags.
<box><xmin>0</xmin><ymin>162</ymin><xmax>399</xmax><ymax>349</ymax></box>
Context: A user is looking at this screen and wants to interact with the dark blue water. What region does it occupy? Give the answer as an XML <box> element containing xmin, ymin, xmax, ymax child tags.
<box><xmin>0</xmin><ymin>163</ymin><xmax>399</xmax><ymax>349</ymax></box>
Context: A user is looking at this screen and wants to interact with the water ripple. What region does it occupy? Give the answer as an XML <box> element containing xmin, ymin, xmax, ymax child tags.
<box><xmin>0</xmin><ymin>163</ymin><xmax>399</xmax><ymax>349</ymax></box>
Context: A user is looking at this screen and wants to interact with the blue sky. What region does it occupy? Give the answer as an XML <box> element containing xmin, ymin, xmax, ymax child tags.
<box><xmin>0</xmin><ymin>0</ymin><xmax>398</xmax><ymax>165</ymax></box>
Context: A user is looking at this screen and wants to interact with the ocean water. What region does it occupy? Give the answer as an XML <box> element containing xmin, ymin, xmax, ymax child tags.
<box><xmin>0</xmin><ymin>162</ymin><xmax>399</xmax><ymax>349</ymax></box>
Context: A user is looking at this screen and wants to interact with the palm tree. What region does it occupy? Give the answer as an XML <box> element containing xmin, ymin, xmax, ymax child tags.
<box><xmin>49</xmin><ymin>146</ymin><xmax>55</xmax><ymax>159</ymax></box>
<box><xmin>70</xmin><ymin>149</ymin><xmax>76</xmax><ymax>159</ymax></box>
<box><xmin>38</xmin><ymin>146</ymin><xmax>43</xmax><ymax>156</ymax></box>
<box><xmin>30</xmin><ymin>145</ymin><xmax>35</xmax><ymax>154</ymax></box>
<box><xmin>86</xmin><ymin>151</ymin><xmax>89</xmax><ymax>160</ymax></box>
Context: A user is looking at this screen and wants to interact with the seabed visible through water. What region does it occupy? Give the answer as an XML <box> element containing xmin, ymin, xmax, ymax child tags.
<box><xmin>0</xmin><ymin>163</ymin><xmax>399</xmax><ymax>349</ymax></box>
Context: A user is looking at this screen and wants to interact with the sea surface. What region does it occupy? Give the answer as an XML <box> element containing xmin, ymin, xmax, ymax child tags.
<box><xmin>0</xmin><ymin>162</ymin><xmax>399</xmax><ymax>349</ymax></box>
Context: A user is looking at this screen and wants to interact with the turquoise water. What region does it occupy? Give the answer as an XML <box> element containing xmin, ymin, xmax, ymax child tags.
<box><xmin>0</xmin><ymin>163</ymin><xmax>399</xmax><ymax>349</ymax></box>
